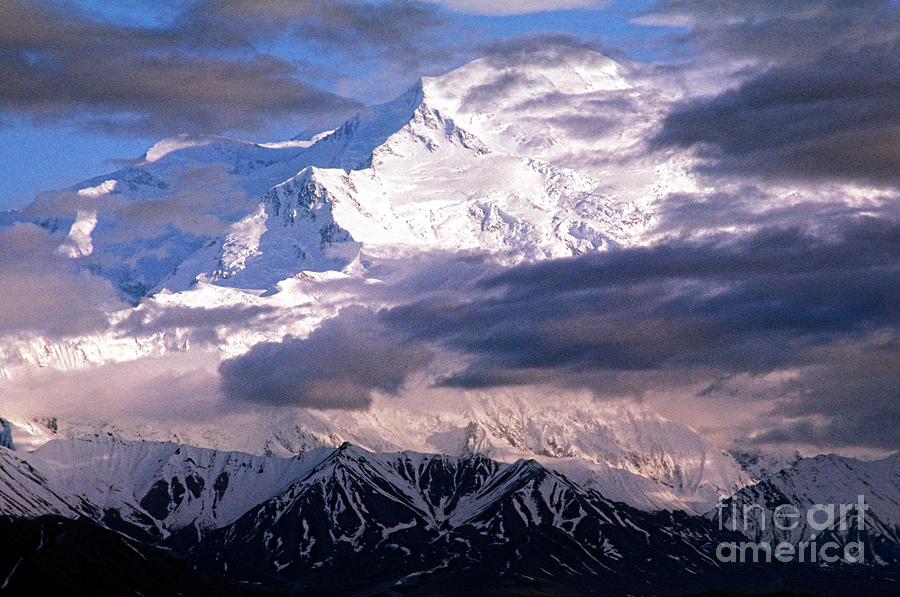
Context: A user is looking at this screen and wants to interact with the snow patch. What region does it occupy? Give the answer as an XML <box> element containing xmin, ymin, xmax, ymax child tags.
<box><xmin>76</xmin><ymin>179</ymin><xmax>117</xmax><ymax>197</ymax></box>
<box><xmin>56</xmin><ymin>210</ymin><xmax>97</xmax><ymax>258</ymax></box>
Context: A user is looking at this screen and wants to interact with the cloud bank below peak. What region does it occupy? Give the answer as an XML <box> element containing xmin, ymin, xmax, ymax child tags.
<box><xmin>212</xmin><ymin>216</ymin><xmax>898</xmax><ymax>453</ymax></box>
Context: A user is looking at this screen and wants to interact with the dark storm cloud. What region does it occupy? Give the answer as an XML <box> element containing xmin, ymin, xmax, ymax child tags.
<box><xmin>219</xmin><ymin>307</ymin><xmax>433</xmax><ymax>410</ymax></box>
<box><xmin>182</xmin><ymin>0</ymin><xmax>449</xmax><ymax>65</ymax></box>
<box><xmin>652</xmin><ymin>43</ymin><xmax>900</xmax><ymax>186</ymax></box>
<box><xmin>0</xmin><ymin>0</ymin><xmax>450</xmax><ymax>135</ymax></box>
<box><xmin>653</xmin><ymin>187</ymin><xmax>899</xmax><ymax>237</ymax></box>
<box><xmin>643</xmin><ymin>0</ymin><xmax>898</xmax><ymax>61</ymax></box>
<box><xmin>747</xmin><ymin>336</ymin><xmax>900</xmax><ymax>451</ymax></box>
<box><xmin>373</xmin><ymin>217</ymin><xmax>898</xmax><ymax>449</ymax></box>
<box><xmin>191</xmin><ymin>0</ymin><xmax>440</xmax><ymax>45</ymax></box>
<box><xmin>482</xmin><ymin>217</ymin><xmax>898</xmax><ymax>292</ymax></box>
<box><xmin>643</xmin><ymin>0</ymin><xmax>900</xmax><ymax>186</ymax></box>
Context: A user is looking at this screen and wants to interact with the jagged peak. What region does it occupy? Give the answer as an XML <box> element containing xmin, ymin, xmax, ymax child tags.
<box><xmin>289</xmin><ymin>75</ymin><xmax>491</xmax><ymax>173</ymax></box>
<box><xmin>314</xmin><ymin>441</ymin><xmax>371</xmax><ymax>467</ymax></box>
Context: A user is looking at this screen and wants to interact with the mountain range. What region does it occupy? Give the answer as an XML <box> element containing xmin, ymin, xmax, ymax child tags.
<box><xmin>1</xmin><ymin>433</ymin><xmax>899</xmax><ymax>595</ymax></box>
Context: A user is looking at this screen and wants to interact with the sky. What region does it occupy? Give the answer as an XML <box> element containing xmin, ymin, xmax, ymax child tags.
<box><xmin>0</xmin><ymin>0</ymin><xmax>898</xmax><ymax>458</ymax></box>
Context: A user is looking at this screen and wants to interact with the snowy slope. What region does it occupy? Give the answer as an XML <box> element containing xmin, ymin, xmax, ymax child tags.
<box><xmin>0</xmin><ymin>447</ymin><xmax>80</xmax><ymax>518</ymax></box>
<box><xmin>28</xmin><ymin>436</ymin><xmax>333</xmax><ymax>544</ymax></box>
<box><xmin>712</xmin><ymin>453</ymin><xmax>900</xmax><ymax>565</ymax></box>
<box><xmin>196</xmin><ymin>442</ymin><xmax>737</xmax><ymax>592</ymax></box>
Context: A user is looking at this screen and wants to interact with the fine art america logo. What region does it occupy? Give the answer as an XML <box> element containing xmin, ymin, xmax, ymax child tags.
<box><xmin>714</xmin><ymin>495</ymin><xmax>868</xmax><ymax>564</ymax></box>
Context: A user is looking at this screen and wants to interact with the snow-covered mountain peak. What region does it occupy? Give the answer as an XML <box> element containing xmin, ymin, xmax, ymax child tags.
<box><xmin>417</xmin><ymin>47</ymin><xmax>641</xmax><ymax>167</ymax></box>
<box><xmin>6</xmin><ymin>47</ymin><xmax>662</xmax><ymax>304</ymax></box>
<box><xmin>420</xmin><ymin>45</ymin><xmax>629</xmax><ymax>114</ymax></box>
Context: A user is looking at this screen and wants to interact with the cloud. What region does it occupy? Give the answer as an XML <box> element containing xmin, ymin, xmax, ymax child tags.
<box><xmin>374</xmin><ymin>217</ymin><xmax>899</xmax><ymax>450</ymax></box>
<box><xmin>0</xmin><ymin>0</ymin><xmax>459</xmax><ymax>135</ymax></box>
<box><xmin>116</xmin><ymin>304</ymin><xmax>278</xmax><ymax>346</ymax></box>
<box><xmin>1</xmin><ymin>350</ymin><xmax>222</xmax><ymax>424</ymax></box>
<box><xmin>652</xmin><ymin>43</ymin><xmax>900</xmax><ymax>186</ymax></box>
<box><xmin>219</xmin><ymin>306</ymin><xmax>433</xmax><ymax>410</ymax></box>
<box><xmin>431</xmin><ymin>1</ymin><xmax>608</xmax><ymax>16</ymax></box>
<box><xmin>745</xmin><ymin>334</ymin><xmax>900</xmax><ymax>451</ymax></box>
<box><xmin>184</xmin><ymin>0</ymin><xmax>449</xmax><ymax>64</ymax></box>
<box><xmin>641</xmin><ymin>0</ymin><xmax>899</xmax><ymax>62</ymax></box>
<box><xmin>476</xmin><ymin>33</ymin><xmax>630</xmax><ymax>65</ymax></box>
<box><xmin>211</xmin><ymin>218</ymin><xmax>898</xmax><ymax>447</ymax></box>
<box><xmin>24</xmin><ymin>163</ymin><xmax>260</xmax><ymax>241</ymax></box>
<box><xmin>652</xmin><ymin>186</ymin><xmax>899</xmax><ymax>239</ymax></box>
<box><xmin>0</xmin><ymin>222</ymin><xmax>124</xmax><ymax>337</ymax></box>
<box><xmin>639</xmin><ymin>1</ymin><xmax>900</xmax><ymax>187</ymax></box>
<box><xmin>0</xmin><ymin>2</ymin><xmax>634</xmax><ymax>138</ymax></box>
<box><xmin>4</xmin><ymin>210</ymin><xmax>895</xmax><ymax>449</ymax></box>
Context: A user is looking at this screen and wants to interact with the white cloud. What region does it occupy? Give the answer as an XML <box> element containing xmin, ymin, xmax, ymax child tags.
<box><xmin>0</xmin><ymin>223</ymin><xmax>124</xmax><ymax>337</ymax></box>
<box><xmin>630</xmin><ymin>13</ymin><xmax>695</xmax><ymax>28</ymax></box>
<box><xmin>1</xmin><ymin>351</ymin><xmax>222</xmax><ymax>425</ymax></box>
<box><xmin>431</xmin><ymin>1</ymin><xmax>608</xmax><ymax>16</ymax></box>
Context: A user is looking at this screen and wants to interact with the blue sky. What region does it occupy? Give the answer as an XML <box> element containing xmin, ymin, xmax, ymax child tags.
<box><xmin>0</xmin><ymin>0</ymin><xmax>671</xmax><ymax>210</ymax></box>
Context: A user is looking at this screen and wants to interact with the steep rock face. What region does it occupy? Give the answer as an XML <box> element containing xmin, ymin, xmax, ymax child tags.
<box><xmin>201</xmin><ymin>167</ymin><xmax>361</xmax><ymax>290</ymax></box>
<box><xmin>0</xmin><ymin>419</ymin><xmax>12</xmax><ymax>450</ymax></box>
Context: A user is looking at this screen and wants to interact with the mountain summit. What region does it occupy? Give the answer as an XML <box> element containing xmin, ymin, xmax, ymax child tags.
<box><xmin>21</xmin><ymin>47</ymin><xmax>661</xmax><ymax>300</ymax></box>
